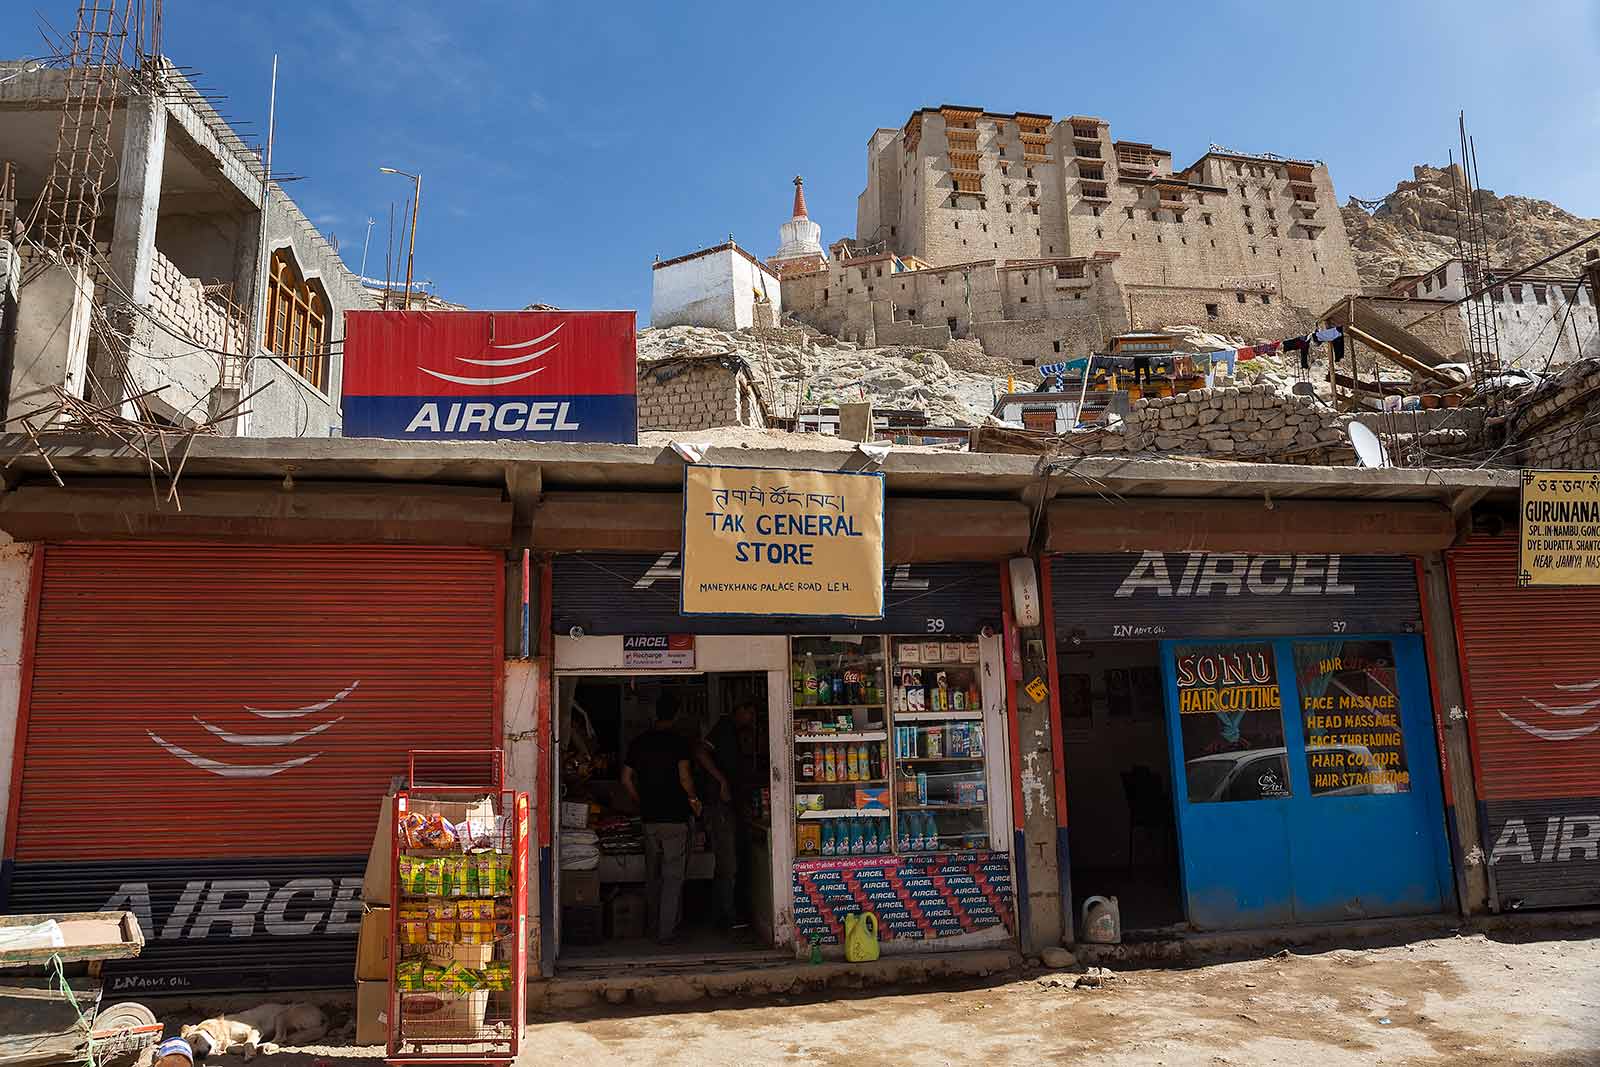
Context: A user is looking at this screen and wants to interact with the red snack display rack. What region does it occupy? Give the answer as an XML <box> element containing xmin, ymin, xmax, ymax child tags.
<box><xmin>387</xmin><ymin>750</ymin><xmax>527</xmax><ymax>1066</ymax></box>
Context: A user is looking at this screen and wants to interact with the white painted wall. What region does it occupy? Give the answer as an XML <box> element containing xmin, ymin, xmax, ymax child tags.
<box><xmin>0</xmin><ymin>541</ymin><xmax>36</xmax><ymax>847</ymax></box>
<box><xmin>651</xmin><ymin>248</ymin><xmax>782</xmax><ymax>331</ymax></box>
<box><xmin>1425</xmin><ymin>259</ymin><xmax>1600</xmax><ymax>369</ymax></box>
<box><xmin>652</xmin><ymin>251</ymin><xmax>739</xmax><ymax>330</ymax></box>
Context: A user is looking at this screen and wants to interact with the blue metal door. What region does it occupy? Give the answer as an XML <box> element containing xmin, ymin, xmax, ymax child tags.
<box><xmin>1164</xmin><ymin>635</ymin><xmax>1452</xmax><ymax>930</ymax></box>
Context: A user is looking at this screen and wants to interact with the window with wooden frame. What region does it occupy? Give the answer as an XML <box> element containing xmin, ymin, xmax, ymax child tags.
<box><xmin>264</xmin><ymin>249</ymin><xmax>329</xmax><ymax>391</ymax></box>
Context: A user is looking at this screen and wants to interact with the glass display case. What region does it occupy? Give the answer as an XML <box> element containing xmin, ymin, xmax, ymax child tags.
<box><xmin>791</xmin><ymin>636</ymin><xmax>891</xmax><ymax>858</ymax></box>
<box><xmin>791</xmin><ymin>635</ymin><xmax>993</xmax><ymax>858</ymax></box>
<box><xmin>889</xmin><ymin>637</ymin><xmax>989</xmax><ymax>853</ymax></box>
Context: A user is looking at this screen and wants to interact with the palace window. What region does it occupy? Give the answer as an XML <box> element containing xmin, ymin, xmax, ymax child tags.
<box><xmin>264</xmin><ymin>248</ymin><xmax>329</xmax><ymax>391</ymax></box>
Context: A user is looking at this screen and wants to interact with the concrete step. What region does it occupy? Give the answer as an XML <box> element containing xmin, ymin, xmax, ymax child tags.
<box><xmin>530</xmin><ymin>946</ymin><xmax>1023</xmax><ymax>1012</ymax></box>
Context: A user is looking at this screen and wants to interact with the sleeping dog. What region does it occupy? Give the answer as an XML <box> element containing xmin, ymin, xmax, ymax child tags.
<box><xmin>181</xmin><ymin>1002</ymin><xmax>328</xmax><ymax>1060</ymax></box>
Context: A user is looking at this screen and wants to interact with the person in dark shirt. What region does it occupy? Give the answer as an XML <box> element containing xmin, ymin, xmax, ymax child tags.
<box><xmin>623</xmin><ymin>697</ymin><xmax>701</xmax><ymax>943</ymax></box>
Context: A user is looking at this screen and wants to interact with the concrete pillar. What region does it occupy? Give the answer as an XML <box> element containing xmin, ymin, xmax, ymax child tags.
<box><xmin>9</xmin><ymin>261</ymin><xmax>94</xmax><ymax>416</ymax></box>
<box><xmin>1004</xmin><ymin>560</ymin><xmax>1065</xmax><ymax>953</ymax></box>
<box><xmin>107</xmin><ymin>90</ymin><xmax>167</xmax><ymax>304</ymax></box>
<box><xmin>0</xmin><ymin>542</ymin><xmax>37</xmax><ymax>851</ymax></box>
<box><xmin>1420</xmin><ymin>551</ymin><xmax>1490</xmax><ymax>914</ymax></box>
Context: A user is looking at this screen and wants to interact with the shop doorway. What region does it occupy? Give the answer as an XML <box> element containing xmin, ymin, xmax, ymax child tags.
<box><xmin>555</xmin><ymin>671</ymin><xmax>778</xmax><ymax>963</ymax></box>
<box><xmin>1056</xmin><ymin>641</ymin><xmax>1184</xmax><ymax>933</ymax></box>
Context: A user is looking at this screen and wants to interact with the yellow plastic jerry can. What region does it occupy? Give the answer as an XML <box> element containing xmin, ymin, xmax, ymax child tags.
<box><xmin>844</xmin><ymin>911</ymin><xmax>880</xmax><ymax>962</ymax></box>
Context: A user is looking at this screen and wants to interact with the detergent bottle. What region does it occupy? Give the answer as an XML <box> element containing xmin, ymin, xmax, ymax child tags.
<box><xmin>1081</xmin><ymin>895</ymin><xmax>1122</xmax><ymax>944</ymax></box>
<box><xmin>844</xmin><ymin>911</ymin><xmax>880</xmax><ymax>963</ymax></box>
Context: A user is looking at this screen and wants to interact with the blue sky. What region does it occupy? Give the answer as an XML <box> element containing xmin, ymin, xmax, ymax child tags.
<box><xmin>8</xmin><ymin>1</ymin><xmax>1599</xmax><ymax>315</ymax></box>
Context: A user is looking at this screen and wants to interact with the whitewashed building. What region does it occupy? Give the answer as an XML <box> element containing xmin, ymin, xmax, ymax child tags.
<box><xmin>1391</xmin><ymin>258</ymin><xmax>1600</xmax><ymax>370</ymax></box>
<box><xmin>649</xmin><ymin>240</ymin><xmax>783</xmax><ymax>331</ymax></box>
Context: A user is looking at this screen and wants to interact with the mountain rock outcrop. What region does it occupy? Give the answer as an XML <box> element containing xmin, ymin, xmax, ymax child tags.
<box><xmin>1343</xmin><ymin>164</ymin><xmax>1600</xmax><ymax>287</ymax></box>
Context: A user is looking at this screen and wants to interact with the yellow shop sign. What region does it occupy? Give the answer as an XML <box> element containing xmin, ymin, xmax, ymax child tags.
<box><xmin>681</xmin><ymin>465</ymin><xmax>885</xmax><ymax>618</ymax></box>
<box><xmin>1520</xmin><ymin>470</ymin><xmax>1600</xmax><ymax>586</ymax></box>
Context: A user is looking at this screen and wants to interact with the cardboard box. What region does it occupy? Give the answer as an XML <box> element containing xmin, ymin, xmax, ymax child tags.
<box><xmin>854</xmin><ymin>787</ymin><xmax>889</xmax><ymax>811</ymax></box>
<box><xmin>355</xmin><ymin>979</ymin><xmax>389</xmax><ymax>1046</ymax></box>
<box><xmin>606</xmin><ymin>890</ymin><xmax>647</xmax><ymax>940</ymax></box>
<box><xmin>561</xmin><ymin>868</ymin><xmax>600</xmax><ymax>907</ymax></box>
<box><xmin>356</xmin><ymin>906</ymin><xmax>391</xmax><ymax>981</ymax></box>
<box><xmin>413</xmin><ymin>940</ymin><xmax>496</xmax><ymax>968</ymax></box>
<box><xmin>400</xmin><ymin>990</ymin><xmax>489</xmax><ymax>1039</ymax></box>
<box><xmin>361</xmin><ymin>794</ymin><xmax>396</xmax><ymax>905</ymax></box>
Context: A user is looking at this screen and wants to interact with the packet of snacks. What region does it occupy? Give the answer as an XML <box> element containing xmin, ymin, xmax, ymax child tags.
<box><xmin>425</xmin><ymin>900</ymin><xmax>456</xmax><ymax>944</ymax></box>
<box><xmin>481</xmin><ymin>961</ymin><xmax>512</xmax><ymax>990</ymax></box>
<box><xmin>395</xmin><ymin>959</ymin><xmax>427</xmax><ymax>991</ymax></box>
<box><xmin>439</xmin><ymin>854</ymin><xmax>470</xmax><ymax>898</ymax></box>
<box><xmin>441</xmin><ymin>962</ymin><xmax>487</xmax><ymax>993</ymax></box>
<box><xmin>400</xmin><ymin>811</ymin><xmax>458</xmax><ymax>850</ymax></box>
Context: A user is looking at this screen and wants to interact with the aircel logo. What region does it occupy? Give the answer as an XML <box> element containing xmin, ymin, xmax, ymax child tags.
<box><xmin>1115</xmin><ymin>552</ymin><xmax>1358</xmax><ymax>598</ymax></box>
<box><xmin>102</xmin><ymin>877</ymin><xmax>363</xmax><ymax>941</ymax></box>
<box><xmin>404</xmin><ymin>400</ymin><xmax>581</xmax><ymax>434</ymax></box>
<box><xmin>1489</xmin><ymin>815</ymin><xmax>1600</xmax><ymax>864</ymax></box>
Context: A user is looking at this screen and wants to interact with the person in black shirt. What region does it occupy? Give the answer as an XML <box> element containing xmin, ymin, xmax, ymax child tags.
<box><xmin>623</xmin><ymin>697</ymin><xmax>701</xmax><ymax>943</ymax></box>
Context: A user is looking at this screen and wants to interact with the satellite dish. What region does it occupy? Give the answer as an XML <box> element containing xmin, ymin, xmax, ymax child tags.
<box><xmin>1347</xmin><ymin>421</ymin><xmax>1390</xmax><ymax>469</ymax></box>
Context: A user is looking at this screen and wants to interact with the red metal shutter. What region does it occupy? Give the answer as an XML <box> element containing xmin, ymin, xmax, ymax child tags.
<box><xmin>1448</xmin><ymin>534</ymin><xmax>1600</xmax><ymax>909</ymax></box>
<box><xmin>4</xmin><ymin>543</ymin><xmax>503</xmax><ymax>991</ymax></box>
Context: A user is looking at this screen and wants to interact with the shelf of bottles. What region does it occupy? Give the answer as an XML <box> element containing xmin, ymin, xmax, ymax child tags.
<box><xmin>890</xmin><ymin>637</ymin><xmax>990</xmax><ymax>855</ymax></box>
<box><xmin>792</xmin><ymin>636</ymin><xmax>892</xmax><ymax>859</ymax></box>
<box><xmin>792</xmin><ymin>635</ymin><xmax>993</xmax><ymax>859</ymax></box>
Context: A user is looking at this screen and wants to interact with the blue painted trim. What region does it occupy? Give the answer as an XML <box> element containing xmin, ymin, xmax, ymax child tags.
<box><xmin>1011</xmin><ymin>828</ymin><xmax>1030</xmax><ymax>949</ymax></box>
<box><xmin>1055</xmin><ymin>826</ymin><xmax>1073</xmax><ymax>939</ymax></box>
<box><xmin>342</xmin><ymin>393</ymin><xmax>637</xmax><ymax>442</ymax></box>
<box><xmin>538</xmin><ymin>845</ymin><xmax>554</xmax><ymax>977</ymax></box>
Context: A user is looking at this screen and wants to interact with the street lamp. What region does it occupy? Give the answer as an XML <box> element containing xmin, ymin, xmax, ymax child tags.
<box><xmin>379</xmin><ymin>166</ymin><xmax>422</xmax><ymax>310</ymax></box>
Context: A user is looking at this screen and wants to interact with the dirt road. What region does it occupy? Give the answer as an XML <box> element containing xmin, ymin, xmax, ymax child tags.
<box><xmin>522</xmin><ymin>932</ymin><xmax>1600</xmax><ymax>1066</ymax></box>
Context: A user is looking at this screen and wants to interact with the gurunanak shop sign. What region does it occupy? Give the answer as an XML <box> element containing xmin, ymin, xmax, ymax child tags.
<box><xmin>681</xmin><ymin>466</ymin><xmax>885</xmax><ymax>618</ymax></box>
<box><xmin>1520</xmin><ymin>469</ymin><xmax>1600</xmax><ymax>586</ymax></box>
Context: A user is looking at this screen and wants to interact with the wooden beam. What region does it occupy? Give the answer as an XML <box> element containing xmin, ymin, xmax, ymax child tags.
<box><xmin>1343</xmin><ymin>324</ymin><xmax>1457</xmax><ymax>385</ymax></box>
<box><xmin>530</xmin><ymin>492</ymin><xmax>1031</xmax><ymax>562</ymax></box>
<box><xmin>1046</xmin><ymin>497</ymin><xmax>1457</xmax><ymax>554</ymax></box>
<box><xmin>0</xmin><ymin>480</ymin><xmax>512</xmax><ymax>545</ymax></box>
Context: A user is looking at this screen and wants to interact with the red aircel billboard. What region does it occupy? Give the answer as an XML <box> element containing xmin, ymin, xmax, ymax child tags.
<box><xmin>340</xmin><ymin>310</ymin><xmax>637</xmax><ymax>442</ymax></box>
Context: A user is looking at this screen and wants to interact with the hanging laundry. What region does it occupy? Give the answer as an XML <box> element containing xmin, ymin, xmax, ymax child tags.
<box><xmin>1313</xmin><ymin>326</ymin><xmax>1342</xmax><ymax>343</ymax></box>
<box><xmin>1209</xmin><ymin>349</ymin><xmax>1237</xmax><ymax>376</ymax></box>
<box><xmin>1255</xmin><ymin>341</ymin><xmax>1282</xmax><ymax>356</ymax></box>
<box><xmin>1332</xmin><ymin>334</ymin><xmax>1345</xmax><ymax>363</ymax></box>
<box><xmin>1282</xmin><ymin>336</ymin><xmax>1310</xmax><ymax>354</ymax></box>
<box><xmin>1299</xmin><ymin>351</ymin><xmax>1311</xmax><ymax>371</ymax></box>
<box><xmin>1236</xmin><ymin>345</ymin><xmax>1257</xmax><ymax>361</ymax></box>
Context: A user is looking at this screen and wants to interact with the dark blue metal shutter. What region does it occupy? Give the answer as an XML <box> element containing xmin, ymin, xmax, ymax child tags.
<box><xmin>551</xmin><ymin>554</ymin><xmax>1001</xmax><ymax>636</ymax></box>
<box><xmin>1050</xmin><ymin>552</ymin><xmax>1422</xmax><ymax>641</ymax></box>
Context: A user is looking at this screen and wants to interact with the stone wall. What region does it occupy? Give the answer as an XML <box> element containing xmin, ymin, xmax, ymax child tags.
<box><xmin>1072</xmin><ymin>384</ymin><xmax>1350</xmax><ymax>461</ymax></box>
<box><xmin>1125</xmin><ymin>284</ymin><xmax>1316</xmax><ymax>339</ymax></box>
<box><xmin>638</xmin><ymin>357</ymin><xmax>766</xmax><ymax>432</ymax></box>
<box><xmin>1503</xmin><ymin>359</ymin><xmax>1600</xmax><ymax>469</ymax></box>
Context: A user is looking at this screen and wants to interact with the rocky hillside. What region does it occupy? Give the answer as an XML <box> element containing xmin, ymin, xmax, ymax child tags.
<box><xmin>1343</xmin><ymin>164</ymin><xmax>1599</xmax><ymax>288</ymax></box>
<box><xmin>639</xmin><ymin>323</ymin><xmax>1027</xmax><ymax>426</ymax></box>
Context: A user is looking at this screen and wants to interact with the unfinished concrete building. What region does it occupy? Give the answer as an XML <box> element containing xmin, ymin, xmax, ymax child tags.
<box><xmin>782</xmin><ymin>105</ymin><xmax>1365</xmax><ymax>365</ymax></box>
<box><xmin>0</xmin><ymin>55</ymin><xmax>371</xmax><ymax>436</ymax></box>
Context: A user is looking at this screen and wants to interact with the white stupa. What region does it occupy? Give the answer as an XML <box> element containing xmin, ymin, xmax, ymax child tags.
<box><xmin>768</xmin><ymin>175</ymin><xmax>827</xmax><ymax>275</ymax></box>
